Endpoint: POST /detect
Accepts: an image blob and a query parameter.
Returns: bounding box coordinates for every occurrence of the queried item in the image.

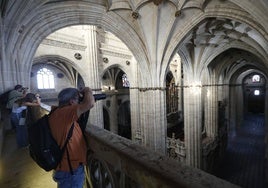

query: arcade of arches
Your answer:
[0,0,268,187]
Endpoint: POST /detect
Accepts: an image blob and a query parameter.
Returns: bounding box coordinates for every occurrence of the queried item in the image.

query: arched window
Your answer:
[37,68,55,89]
[252,75,260,83]
[122,74,130,87]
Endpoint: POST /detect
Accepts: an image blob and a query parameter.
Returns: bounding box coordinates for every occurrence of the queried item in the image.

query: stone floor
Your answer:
[214,113,266,188]
[0,130,56,188]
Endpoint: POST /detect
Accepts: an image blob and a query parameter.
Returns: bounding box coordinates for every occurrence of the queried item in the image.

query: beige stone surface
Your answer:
[0,132,56,188]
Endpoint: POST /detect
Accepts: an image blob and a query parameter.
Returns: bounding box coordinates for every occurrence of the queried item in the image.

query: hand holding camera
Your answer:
[79,87,106,102]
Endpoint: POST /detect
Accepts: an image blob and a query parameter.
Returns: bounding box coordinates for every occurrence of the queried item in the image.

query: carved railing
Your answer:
[85,126,239,188]
[166,133,186,163]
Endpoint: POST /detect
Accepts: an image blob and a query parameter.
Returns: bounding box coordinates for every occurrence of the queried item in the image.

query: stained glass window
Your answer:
[122,74,130,87]
[252,75,260,82]
[37,68,55,89]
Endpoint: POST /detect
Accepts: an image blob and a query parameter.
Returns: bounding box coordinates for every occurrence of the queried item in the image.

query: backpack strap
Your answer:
[62,123,75,174]
[62,122,75,151]
[49,108,75,174]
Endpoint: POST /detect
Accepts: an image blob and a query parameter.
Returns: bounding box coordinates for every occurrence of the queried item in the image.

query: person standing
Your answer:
[49,87,95,188]
[11,92,41,148]
[6,85,28,130]
[6,85,28,109]
[24,93,43,124]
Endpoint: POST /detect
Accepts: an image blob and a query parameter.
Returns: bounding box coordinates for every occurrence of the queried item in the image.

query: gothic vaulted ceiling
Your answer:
[1,0,268,86]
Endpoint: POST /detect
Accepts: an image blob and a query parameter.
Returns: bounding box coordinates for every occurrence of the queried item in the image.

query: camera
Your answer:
[93,94,106,101]
[79,93,106,102]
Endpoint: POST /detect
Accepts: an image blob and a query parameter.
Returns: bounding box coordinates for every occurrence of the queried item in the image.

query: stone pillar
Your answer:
[139,89,166,153]
[236,85,244,126]
[229,84,237,134]
[265,82,268,185]
[84,26,103,127]
[205,78,218,138]
[130,88,142,144]
[0,16,9,92]
[109,95,118,134]
[183,80,202,168]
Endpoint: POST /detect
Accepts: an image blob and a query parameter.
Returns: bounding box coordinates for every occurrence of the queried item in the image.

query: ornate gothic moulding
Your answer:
[103,57,109,63]
[42,39,86,51]
[129,87,166,92]
[100,48,133,59]
[108,0,210,19]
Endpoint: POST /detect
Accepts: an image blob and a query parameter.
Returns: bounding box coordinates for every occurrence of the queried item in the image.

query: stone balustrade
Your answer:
[167,134,186,163]
[85,126,239,188]
[24,105,239,188]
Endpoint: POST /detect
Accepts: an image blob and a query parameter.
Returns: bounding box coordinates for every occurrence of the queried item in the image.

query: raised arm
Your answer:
[77,87,95,117]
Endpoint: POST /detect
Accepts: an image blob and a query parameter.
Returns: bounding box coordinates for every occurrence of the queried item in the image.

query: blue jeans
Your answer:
[11,112,28,148]
[10,112,21,130]
[53,165,85,188]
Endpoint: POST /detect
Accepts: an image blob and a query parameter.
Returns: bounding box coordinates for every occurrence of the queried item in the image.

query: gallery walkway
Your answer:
[0,130,56,188]
[214,113,266,188]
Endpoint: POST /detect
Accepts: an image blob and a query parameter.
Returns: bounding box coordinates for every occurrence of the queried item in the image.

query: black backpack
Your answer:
[28,113,74,172]
[0,89,11,108]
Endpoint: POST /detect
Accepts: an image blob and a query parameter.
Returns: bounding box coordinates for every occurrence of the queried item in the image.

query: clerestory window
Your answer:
[37,68,55,89]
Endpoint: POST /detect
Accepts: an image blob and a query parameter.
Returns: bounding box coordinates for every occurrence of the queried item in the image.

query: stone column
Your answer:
[129,88,142,144]
[139,89,166,153]
[265,82,268,185]
[0,16,8,92]
[236,85,244,126]
[228,85,234,133]
[109,95,118,134]
[183,80,202,168]
[205,77,218,138]
[84,26,103,127]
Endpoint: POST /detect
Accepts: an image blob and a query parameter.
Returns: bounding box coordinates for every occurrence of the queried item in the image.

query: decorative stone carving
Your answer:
[175,10,181,17]
[169,148,177,158]
[139,87,166,92]
[74,53,82,60]
[132,11,139,19]
[103,57,109,63]
[100,49,132,59]
[167,133,186,162]
[126,60,130,65]
[42,39,86,50]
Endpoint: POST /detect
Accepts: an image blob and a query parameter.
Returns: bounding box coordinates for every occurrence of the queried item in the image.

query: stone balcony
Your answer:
[85,125,238,188]
[0,106,239,188]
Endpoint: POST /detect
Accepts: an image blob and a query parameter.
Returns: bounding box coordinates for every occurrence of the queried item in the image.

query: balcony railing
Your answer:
[21,105,239,188]
[85,126,239,188]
